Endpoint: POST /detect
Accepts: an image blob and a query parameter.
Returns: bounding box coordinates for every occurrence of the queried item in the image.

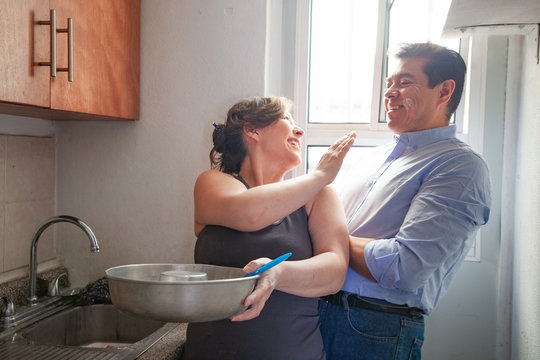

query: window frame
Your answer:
[291,0,395,179]
[291,0,483,261]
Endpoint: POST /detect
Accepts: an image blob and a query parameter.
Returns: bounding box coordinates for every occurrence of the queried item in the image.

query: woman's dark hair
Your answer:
[392,42,467,120]
[210,96,292,174]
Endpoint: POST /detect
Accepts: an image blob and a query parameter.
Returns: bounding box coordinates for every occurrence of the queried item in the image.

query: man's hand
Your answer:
[350,236,377,281]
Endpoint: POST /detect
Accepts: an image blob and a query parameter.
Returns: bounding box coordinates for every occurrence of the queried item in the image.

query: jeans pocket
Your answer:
[402,318,425,329]
[345,307,399,343]
[408,337,424,360]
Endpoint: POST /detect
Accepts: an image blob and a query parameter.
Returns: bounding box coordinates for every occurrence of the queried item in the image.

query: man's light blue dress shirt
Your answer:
[338,125,491,314]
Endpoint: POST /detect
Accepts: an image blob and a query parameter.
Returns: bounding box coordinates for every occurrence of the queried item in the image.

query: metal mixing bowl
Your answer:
[106,264,258,323]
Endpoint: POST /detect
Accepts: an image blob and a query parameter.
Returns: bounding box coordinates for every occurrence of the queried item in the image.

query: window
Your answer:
[308,0,457,127]
[294,0,481,260]
[296,0,459,178]
[308,1,379,125]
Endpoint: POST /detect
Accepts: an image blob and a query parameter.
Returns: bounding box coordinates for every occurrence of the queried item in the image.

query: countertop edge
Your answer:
[137,322,187,360]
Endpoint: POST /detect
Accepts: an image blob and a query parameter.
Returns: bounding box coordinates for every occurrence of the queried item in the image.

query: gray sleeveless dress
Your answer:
[182,176,325,360]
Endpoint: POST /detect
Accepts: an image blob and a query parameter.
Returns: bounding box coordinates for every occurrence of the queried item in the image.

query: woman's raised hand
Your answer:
[313,131,356,184]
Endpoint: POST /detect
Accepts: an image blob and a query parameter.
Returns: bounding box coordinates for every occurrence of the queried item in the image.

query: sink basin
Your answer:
[20,304,165,347]
[2,304,177,359]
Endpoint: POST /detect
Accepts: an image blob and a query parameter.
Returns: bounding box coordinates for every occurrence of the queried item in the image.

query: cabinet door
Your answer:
[50,0,140,119]
[0,0,50,107]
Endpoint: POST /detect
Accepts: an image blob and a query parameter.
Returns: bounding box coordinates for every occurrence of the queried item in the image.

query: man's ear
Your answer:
[243,126,260,142]
[438,79,455,105]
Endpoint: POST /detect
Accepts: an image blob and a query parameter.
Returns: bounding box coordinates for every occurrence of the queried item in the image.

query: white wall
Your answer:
[0,114,55,137]
[55,0,268,287]
[509,31,540,360]
[421,36,506,360]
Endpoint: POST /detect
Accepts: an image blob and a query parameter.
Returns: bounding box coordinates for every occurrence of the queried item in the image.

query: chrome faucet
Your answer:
[28,215,100,305]
[0,296,15,318]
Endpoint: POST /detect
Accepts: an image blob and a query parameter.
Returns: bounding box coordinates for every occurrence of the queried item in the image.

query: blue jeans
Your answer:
[318,294,424,360]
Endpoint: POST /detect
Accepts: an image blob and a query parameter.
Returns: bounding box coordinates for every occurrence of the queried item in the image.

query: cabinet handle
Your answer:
[56,18,73,82]
[38,9,73,82]
[38,9,56,78]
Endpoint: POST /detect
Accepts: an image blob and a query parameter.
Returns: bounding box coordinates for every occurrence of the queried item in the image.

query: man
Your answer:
[319,43,491,359]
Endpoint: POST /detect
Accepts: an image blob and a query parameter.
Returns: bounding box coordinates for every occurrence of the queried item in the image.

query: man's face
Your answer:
[384,57,442,135]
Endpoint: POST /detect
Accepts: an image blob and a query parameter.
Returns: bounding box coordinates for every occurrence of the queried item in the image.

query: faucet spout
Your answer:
[28,215,99,305]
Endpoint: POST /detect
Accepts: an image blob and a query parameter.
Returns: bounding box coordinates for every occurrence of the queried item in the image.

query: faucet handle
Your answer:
[48,272,68,297]
[0,296,15,318]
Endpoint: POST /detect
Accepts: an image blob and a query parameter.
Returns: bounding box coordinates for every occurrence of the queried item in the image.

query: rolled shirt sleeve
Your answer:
[364,150,491,293]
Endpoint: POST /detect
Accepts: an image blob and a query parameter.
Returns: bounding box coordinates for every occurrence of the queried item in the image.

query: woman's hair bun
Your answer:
[212,122,226,153]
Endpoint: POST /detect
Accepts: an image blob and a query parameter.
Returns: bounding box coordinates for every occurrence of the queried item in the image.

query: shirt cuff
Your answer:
[364,239,401,289]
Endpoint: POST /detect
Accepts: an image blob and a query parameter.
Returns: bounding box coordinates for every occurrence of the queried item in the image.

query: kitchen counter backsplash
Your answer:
[0,264,115,308]
[0,266,69,306]
[0,135,56,273]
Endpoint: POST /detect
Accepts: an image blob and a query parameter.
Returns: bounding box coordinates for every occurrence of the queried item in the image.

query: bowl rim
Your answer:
[105,263,260,284]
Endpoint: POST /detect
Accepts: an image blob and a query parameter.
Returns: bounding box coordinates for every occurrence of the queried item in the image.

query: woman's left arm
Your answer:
[231,185,349,321]
[277,185,349,296]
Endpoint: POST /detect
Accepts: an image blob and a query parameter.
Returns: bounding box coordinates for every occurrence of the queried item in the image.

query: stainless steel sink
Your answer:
[0,304,177,360]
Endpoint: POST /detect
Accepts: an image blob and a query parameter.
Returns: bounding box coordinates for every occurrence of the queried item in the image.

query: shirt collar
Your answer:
[393,125,456,148]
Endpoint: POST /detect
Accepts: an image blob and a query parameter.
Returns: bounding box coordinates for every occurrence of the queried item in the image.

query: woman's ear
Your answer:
[243,126,260,142]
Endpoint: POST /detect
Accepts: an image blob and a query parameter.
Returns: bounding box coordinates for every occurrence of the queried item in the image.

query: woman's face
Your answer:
[384,57,441,134]
[258,112,304,168]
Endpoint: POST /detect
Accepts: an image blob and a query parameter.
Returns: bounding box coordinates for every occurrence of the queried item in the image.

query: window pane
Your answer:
[387,0,459,78]
[307,145,377,188]
[382,0,460,124]
[309,0,379,124]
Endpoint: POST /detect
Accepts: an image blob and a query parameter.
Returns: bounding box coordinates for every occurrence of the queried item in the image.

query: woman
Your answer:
[182,96,355,360]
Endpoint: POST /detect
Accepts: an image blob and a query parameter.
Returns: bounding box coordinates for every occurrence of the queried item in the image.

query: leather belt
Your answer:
[321,291,424,318]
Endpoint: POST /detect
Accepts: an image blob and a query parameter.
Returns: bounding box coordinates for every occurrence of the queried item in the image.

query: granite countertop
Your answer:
[0,266,70,306]
[0,270,188,360]
[138,322,187,360]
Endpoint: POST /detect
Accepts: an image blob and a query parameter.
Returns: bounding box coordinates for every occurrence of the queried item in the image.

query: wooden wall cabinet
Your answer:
[0,0,140,120]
